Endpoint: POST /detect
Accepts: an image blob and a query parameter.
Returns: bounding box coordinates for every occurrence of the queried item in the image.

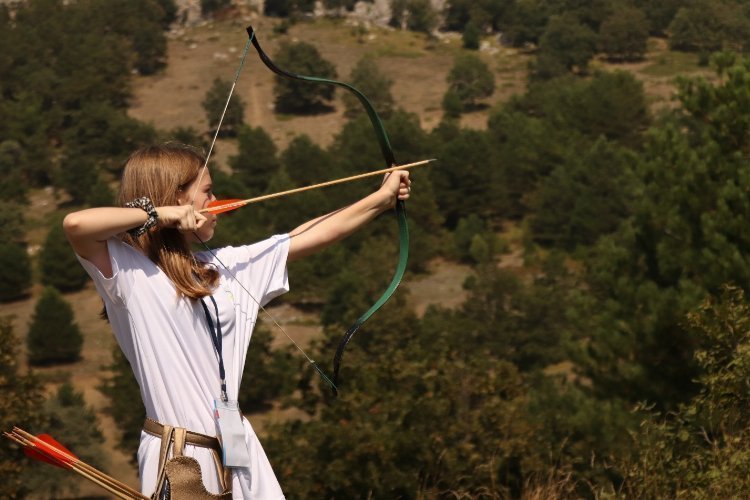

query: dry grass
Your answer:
[128,16,528,158]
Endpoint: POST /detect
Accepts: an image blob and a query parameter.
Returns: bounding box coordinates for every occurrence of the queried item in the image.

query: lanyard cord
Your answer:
[195,235,337,392]
[200,295,228,402]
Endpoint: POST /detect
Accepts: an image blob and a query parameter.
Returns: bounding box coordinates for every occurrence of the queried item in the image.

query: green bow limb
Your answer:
[245,26,409,397]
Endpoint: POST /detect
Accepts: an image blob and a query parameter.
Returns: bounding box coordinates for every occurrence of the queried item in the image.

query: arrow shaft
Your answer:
[201,158,435,214]
[7,428,147,499]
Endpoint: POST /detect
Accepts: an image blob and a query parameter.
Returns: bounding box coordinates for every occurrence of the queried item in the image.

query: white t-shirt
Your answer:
[76,235,290,499]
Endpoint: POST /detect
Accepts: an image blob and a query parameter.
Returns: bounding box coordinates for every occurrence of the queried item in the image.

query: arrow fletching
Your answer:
[11,431,76,469]
[204,199,246,215]
[4,428,76,469]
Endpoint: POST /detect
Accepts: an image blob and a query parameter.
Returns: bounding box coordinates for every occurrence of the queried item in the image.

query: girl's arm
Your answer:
[63,205,206,276]
[287,170,411,262]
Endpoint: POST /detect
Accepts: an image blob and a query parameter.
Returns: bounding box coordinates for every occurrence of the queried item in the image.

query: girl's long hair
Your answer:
[118,144,218,299]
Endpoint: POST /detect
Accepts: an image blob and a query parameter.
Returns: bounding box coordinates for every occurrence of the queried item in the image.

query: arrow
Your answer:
[201,158,436,215]
[4,427,147,499]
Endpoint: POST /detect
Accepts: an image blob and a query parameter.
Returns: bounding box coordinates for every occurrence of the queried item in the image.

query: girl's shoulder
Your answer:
[108,236,151,264]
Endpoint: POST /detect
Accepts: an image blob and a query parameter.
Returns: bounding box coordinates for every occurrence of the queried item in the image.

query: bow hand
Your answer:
[380,170,412,207]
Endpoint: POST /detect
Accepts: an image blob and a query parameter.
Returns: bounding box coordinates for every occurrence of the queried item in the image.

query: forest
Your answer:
[3,0,750,497]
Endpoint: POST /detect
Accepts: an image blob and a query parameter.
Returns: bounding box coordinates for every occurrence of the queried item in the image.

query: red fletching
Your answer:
[23,434,76,469]
[205,199,245,215]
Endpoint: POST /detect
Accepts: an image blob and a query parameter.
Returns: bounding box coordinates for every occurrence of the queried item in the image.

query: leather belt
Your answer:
[143,418,221,453]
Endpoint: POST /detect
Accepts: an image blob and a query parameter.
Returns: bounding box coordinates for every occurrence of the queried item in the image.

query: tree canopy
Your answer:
[272,42,338,114]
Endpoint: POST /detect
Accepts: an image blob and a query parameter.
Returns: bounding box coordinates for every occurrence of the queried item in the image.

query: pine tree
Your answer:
[238,325,296,411]
[0,202,32,301]
[598,5,649,61]
[0,243,32,302]
[27,287,83,365]
[618,287,750,496]
[577,58,750,408]
[343,57,395,119]
[462,21,481,49]
[40,222,89,292]
[531,13,597,80]
[228,125,280,195]
[272,42,337,113]
[21,383,107,498]
[0,317,46,498]
[98,348,146,464]
[444,54,495,111]
[202,78,245,136]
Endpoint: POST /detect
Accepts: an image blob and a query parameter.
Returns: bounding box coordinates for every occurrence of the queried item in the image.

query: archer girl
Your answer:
[63,143,411,499]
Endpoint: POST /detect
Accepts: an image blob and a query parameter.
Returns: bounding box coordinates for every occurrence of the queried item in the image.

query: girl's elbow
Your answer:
[63,213,83,237]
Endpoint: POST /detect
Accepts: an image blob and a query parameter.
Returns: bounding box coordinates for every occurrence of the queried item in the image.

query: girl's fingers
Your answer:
[195,213,207,229]
[401,176,411,196]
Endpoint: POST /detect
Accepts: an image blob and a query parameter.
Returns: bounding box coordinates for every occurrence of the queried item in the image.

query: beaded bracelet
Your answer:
[124,197,158,237]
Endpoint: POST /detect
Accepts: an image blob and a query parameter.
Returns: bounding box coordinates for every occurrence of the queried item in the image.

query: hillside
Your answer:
[4,12,713,497]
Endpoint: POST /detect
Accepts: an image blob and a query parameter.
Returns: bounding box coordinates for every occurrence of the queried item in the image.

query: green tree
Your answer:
[485,70,648,217]
[501,0,554,47]
[264,0,315,17]
[0,203,32,302]
[61,102,156,175]
[617,286,750,496]
[99,348,146,465]
[508,71,649,147]
[156,0,178,27]
[443,54,495,112]
[633,0,682,35]
[486,108,572,217]
[86,177,116,207]
[268,293,537,498]
[531,13,597,80]
[0,317,46,499]
[202,78,245,136]
[462,21,482,49]
[229,125,281,195]
[443,0,509,32]
[22,383,107,498]
[27,287,83,365]
[390,0,438,33]
[282,135,335,185]
[529,138,637,249]
[107,0,172,75]
[429,124,500,226]
[343,57,395,119]
[265,260,600,496]
[238,325,297,411]
[576,58,750,408]
[0,141,29,203]
[273,42,338,113]
[57,157,99,205]
[0,243,32,302]
[0,202,27,245]
[669,0,750,53]
[40,222,89,291]
[598,5,650,62]
[454,214,497,262]
[441,90,463,118]
[0,0,163,203]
